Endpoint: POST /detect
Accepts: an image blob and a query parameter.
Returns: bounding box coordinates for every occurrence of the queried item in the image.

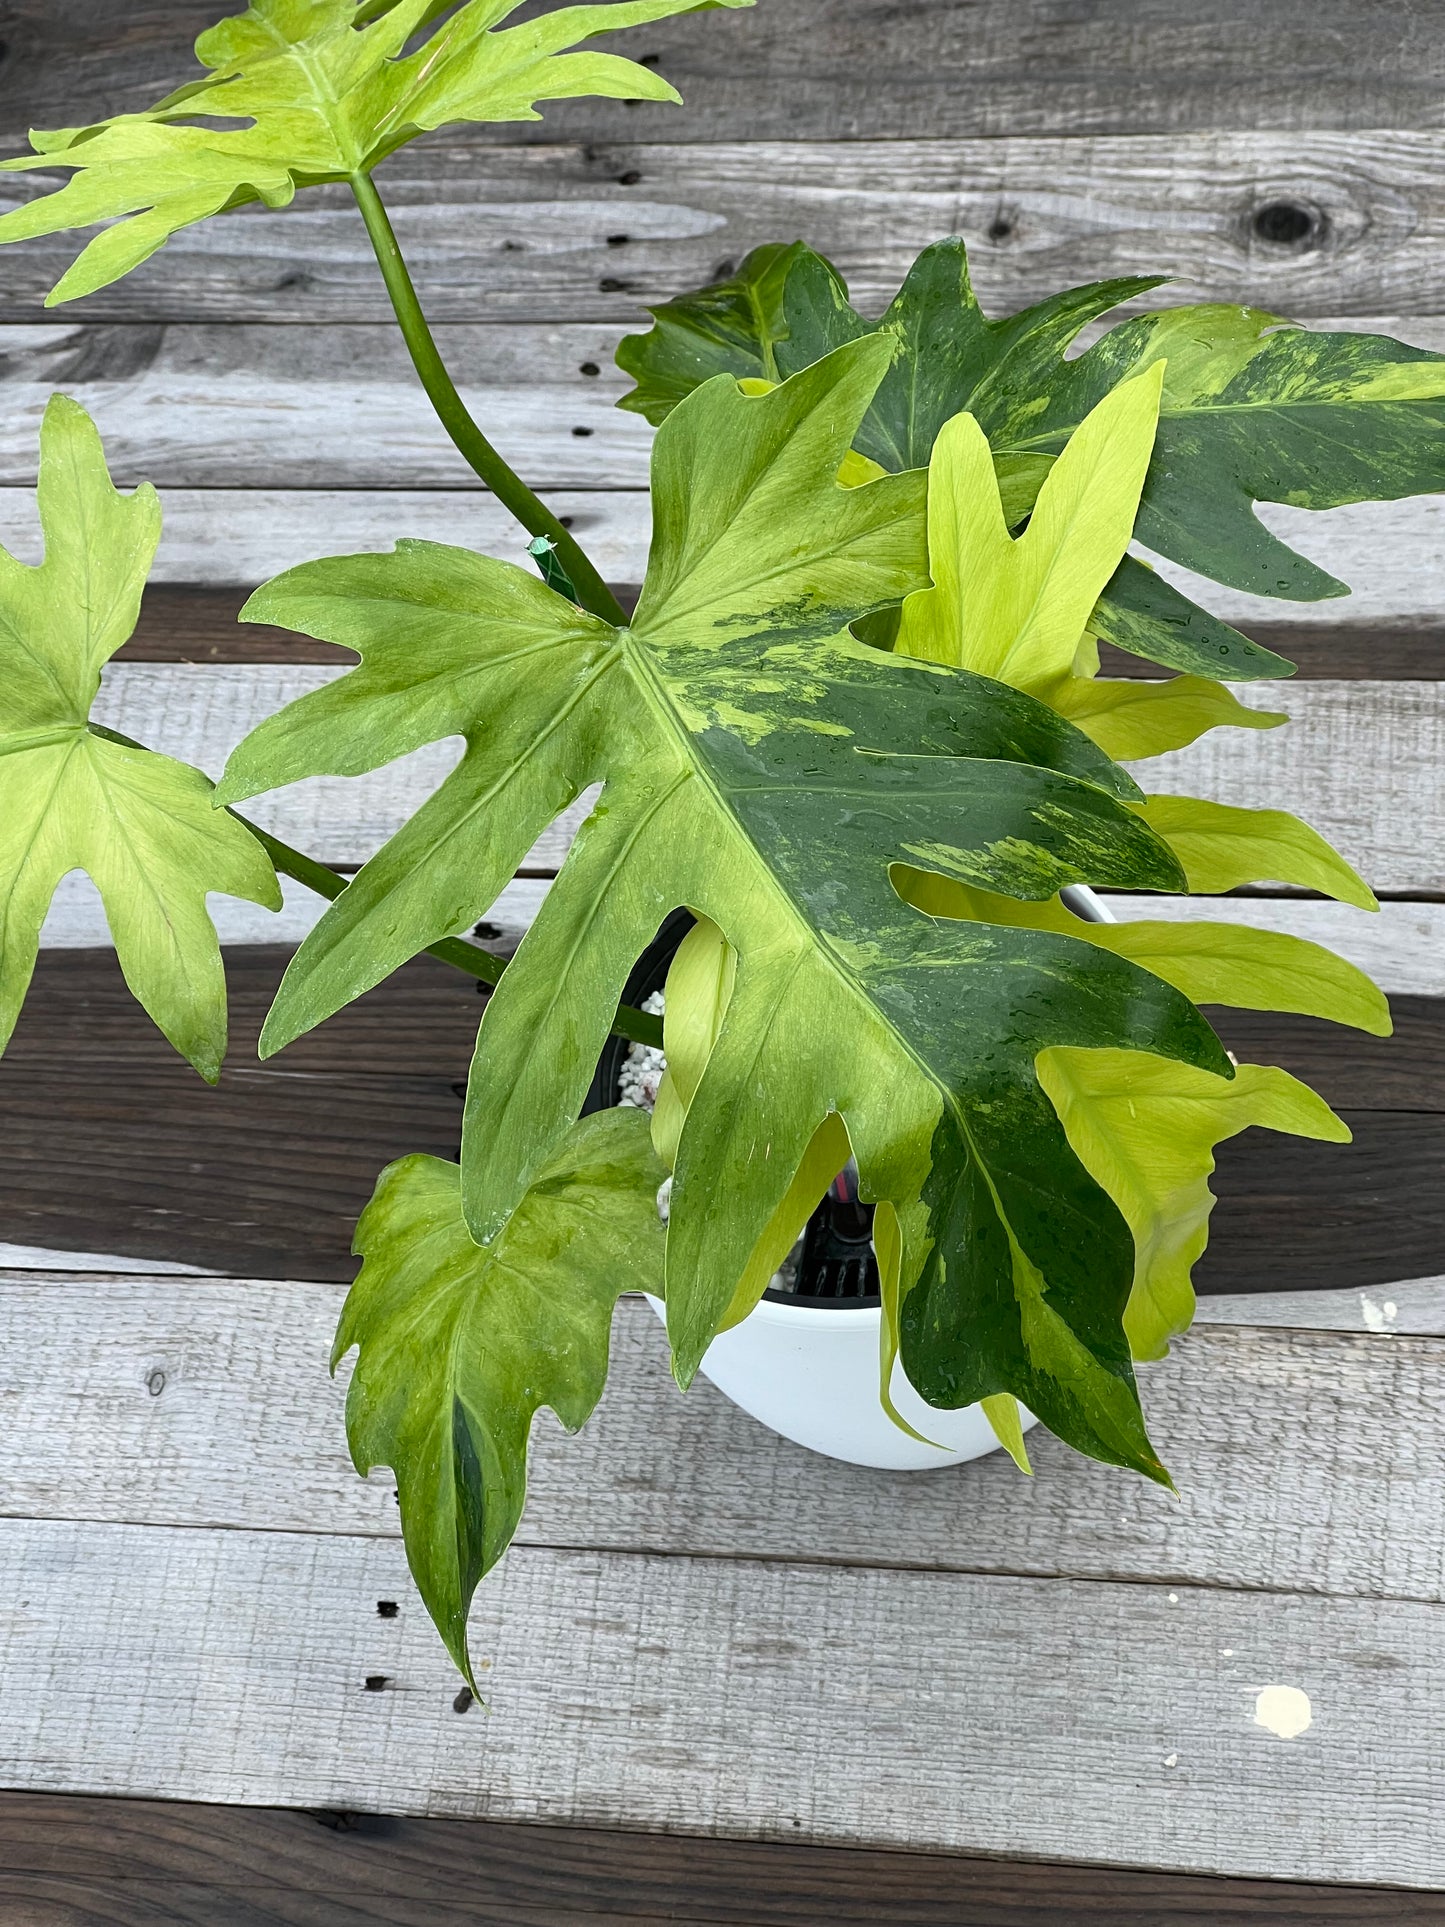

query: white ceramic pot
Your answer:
[649,1294,1037,1470]
[641,890,1112,1470]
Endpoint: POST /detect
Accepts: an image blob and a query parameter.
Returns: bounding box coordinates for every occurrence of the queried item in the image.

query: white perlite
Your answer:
[617,990,667,1111]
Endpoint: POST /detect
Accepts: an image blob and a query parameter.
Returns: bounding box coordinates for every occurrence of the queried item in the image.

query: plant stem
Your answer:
[88,726,664,1050]
[348,169,628,627]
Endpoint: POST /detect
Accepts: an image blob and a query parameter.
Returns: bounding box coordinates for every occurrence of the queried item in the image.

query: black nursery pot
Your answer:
[581,910,882,1308]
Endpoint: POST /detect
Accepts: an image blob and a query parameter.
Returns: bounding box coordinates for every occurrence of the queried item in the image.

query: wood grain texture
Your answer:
[7,134,1445,323]
[1194,1275,1445,1337]
[0,949,477,1279]
[82,663,1445,888]
[5,1278,1445,1610]
[9,0,1445,150]
[1,1515,1443,1885]
[0,482,652,594]
[3,1793,1443,1927]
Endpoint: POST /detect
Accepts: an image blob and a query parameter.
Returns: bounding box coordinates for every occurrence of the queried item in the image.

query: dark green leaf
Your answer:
[998,305,1445,599]
[616,241,822,425]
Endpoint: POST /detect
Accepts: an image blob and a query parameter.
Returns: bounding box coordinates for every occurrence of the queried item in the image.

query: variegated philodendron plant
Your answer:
[1,0,1435,1686]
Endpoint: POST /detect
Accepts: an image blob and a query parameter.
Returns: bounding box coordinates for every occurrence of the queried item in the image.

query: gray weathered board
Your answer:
[4,0,1445,1898]
[0,1281,1443,1888]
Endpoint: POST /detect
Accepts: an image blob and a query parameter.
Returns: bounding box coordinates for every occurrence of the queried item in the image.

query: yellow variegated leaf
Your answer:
[1036,1049,1350,1360]
[895,363,1163,694]
[1133,794,1378,909]
[1052,673,1286,762]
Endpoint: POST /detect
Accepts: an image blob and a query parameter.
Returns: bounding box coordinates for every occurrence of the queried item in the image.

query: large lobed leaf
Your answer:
[0,0,751,305]
[220,338,1235,1484]
[620,237,1445,676]
[0,395,278,1079]
[337,1107,667,1686]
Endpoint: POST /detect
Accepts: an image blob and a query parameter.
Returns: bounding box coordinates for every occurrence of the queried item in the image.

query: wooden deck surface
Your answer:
[3,0,1445,1914]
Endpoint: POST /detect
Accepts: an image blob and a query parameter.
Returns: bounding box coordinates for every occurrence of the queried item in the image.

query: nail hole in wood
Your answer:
[146,1369,166,1397]
[376,1600,399,1618]
[988,216,1013,242]
[364,1674,389,1691]
[617,170,642,185]
[712,258,737,280]
[598,277,630,293]
[606,233,629,247]
[579,360,600,376]
[453,1687,474,1713]
[571,425,594,437]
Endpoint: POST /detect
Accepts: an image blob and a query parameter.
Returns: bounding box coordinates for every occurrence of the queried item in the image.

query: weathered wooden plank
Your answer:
[2,1797,1441,1927]
[5,1278,1445,1611]
[0,484,651,591]
[9,482,1445,664]
[1135,679,1445,894]
[38,872,549,953]
[82,665,1445,888]
[7,936,1441,1283]
[1195,1275,1445,1337]
[7,134,1445,323]
[9,313,1445,496]
[0,320,649,490]
[0,948,478,1278]
[0,1514,1441,1885]
[10,0,1445,152]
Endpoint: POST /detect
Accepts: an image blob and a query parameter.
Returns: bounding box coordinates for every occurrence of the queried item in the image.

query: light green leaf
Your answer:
[0,0,751,304]
[649,914,734,1169]
[225,338,1225,1483]
[891,365,1282,765]
[336,1108,667,1687]
[1133,794,1378,908]
[981,1393,1033,1474]
[1052,673,1285,761]
[895,363,1164,695]
[1037,1049,1350,1360]
[0,394,278,1079]
[1085,920,1392,1035]
[616,242,816,425]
